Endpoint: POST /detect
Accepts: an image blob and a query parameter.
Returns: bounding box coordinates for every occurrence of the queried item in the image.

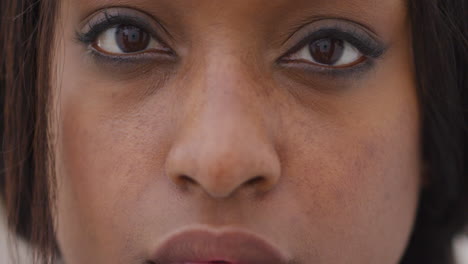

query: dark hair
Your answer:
[0,0,466,263]
[0,0,58,263]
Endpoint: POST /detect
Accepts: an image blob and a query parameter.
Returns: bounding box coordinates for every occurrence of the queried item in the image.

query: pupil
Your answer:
[115,25,150,53]
[309,38,344,65]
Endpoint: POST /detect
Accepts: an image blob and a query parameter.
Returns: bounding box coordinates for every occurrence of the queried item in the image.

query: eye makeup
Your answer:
[75,8,176,65]
[277,20,388,77]
[283,28,385,61]
[76,7,387,78]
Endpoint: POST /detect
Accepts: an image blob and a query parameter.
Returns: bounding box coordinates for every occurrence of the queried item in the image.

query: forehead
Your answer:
[73,0,407,44]
[76,0,406,23]
[78,0,396,8]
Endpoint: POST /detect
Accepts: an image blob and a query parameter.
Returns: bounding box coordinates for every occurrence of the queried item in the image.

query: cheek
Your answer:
[55,104,123,263]
[54,81,175,263]
[276,92,421,263]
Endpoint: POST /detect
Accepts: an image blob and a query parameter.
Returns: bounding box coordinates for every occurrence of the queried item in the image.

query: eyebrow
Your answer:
[77,0,404,44]
[79,0,400,21]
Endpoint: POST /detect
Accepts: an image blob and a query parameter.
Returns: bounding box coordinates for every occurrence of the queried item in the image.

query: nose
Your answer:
[165,64,281,199]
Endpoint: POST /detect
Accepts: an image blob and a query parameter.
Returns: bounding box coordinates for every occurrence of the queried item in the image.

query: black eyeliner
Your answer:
[75,11,167,48]
[86,47,176,66]
[282,27,387,60]
[281,58,377,79]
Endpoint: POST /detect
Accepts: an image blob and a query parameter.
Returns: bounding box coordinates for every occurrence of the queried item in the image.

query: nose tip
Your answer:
[165,136,281,199]
[166,145,281,199]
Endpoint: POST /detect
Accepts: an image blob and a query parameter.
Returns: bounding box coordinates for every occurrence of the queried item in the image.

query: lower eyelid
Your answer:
[92,45,173,58]
[87,47,177,67]
[279,58,376,79]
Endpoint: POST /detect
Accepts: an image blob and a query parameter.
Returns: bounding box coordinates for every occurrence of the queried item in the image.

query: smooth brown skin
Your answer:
[51,0,421,263]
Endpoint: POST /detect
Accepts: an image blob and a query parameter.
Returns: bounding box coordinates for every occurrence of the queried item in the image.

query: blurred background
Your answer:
[0,207,467,263]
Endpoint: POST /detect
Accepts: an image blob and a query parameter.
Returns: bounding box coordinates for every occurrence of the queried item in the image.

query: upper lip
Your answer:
[151,226,290,264]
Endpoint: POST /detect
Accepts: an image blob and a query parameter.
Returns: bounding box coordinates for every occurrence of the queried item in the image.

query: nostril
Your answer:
[172,174,198,192]
[180,174,197,185]
[245,176,265,186]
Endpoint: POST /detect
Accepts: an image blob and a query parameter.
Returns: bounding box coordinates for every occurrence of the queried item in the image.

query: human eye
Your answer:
[279,24,387,74]
[76,8,174,61]
[93,24,165,55]
[288,37,364,67]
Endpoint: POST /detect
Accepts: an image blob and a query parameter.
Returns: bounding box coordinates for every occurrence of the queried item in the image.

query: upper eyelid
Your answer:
[78,15,154,42]
[79,6,172,37]
[285,28,384,59]
[277,25,388,64]
[77,10,387,66]
[280,18,385,47]
[281,16,380,46]
[76,8,173,47]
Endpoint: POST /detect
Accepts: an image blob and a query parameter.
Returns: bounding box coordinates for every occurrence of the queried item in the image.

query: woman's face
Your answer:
[52,0,421,263]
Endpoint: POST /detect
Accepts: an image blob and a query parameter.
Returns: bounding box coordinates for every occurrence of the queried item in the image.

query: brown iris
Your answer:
[309,38,344,65]
[115,25,150,53]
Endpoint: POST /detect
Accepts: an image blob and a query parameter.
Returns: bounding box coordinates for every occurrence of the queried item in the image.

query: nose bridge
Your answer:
[165,58,281,199]
[200,57,262,135]
[185,51,270,153]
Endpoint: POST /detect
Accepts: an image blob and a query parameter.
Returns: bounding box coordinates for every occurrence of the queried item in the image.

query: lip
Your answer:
[150,226,290,264]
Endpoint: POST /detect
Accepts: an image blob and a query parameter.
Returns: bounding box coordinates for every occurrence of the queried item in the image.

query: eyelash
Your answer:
[76,13,173,58]
[277,27,386,76]
[76,14,386,73]
[285,28,384,60]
